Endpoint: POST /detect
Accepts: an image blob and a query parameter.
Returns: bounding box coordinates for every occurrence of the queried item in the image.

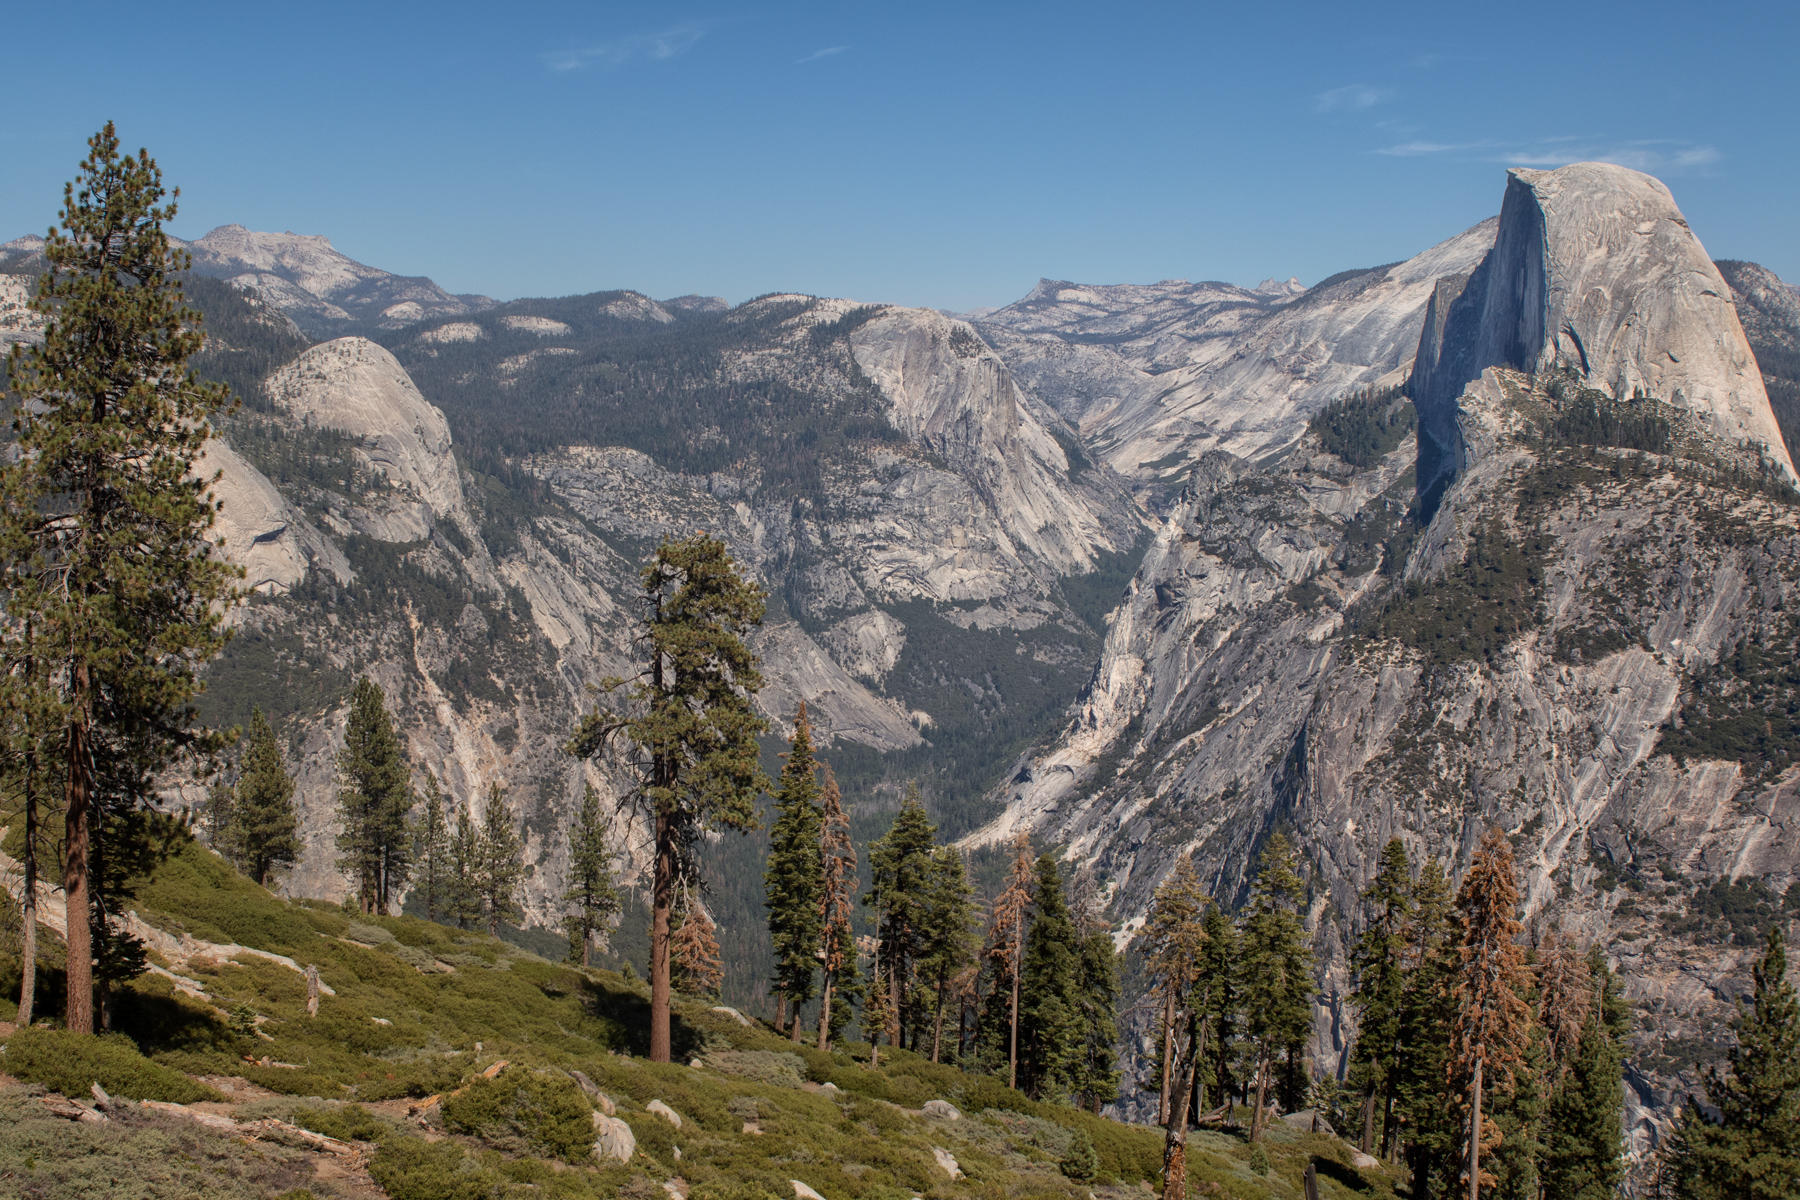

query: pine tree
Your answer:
[866,937,898,1067]
[412,773,453,922]
[919,847,977,1063]
[0,123,240,1034]
[1349,838,1414,1154]
[335,677,413,914]
[1018,854,1083,1101]
[449,804,482,930]
[233,709,298,887]
[1072,884,1120,1114]
[1142,855,1209,1125]
[565,784,620,967]
[1397,857,1462,1190]
[1240,832,1314,1141]
[477,784,525,936]
[670,885,723,997]
[1662,925,1800,1200]
[765,703,824,1036]
[1452,828,1532,1200]
[567,533,767,1063]
[1196,900,1240,1118]
[867,784,939,1048]
[979,833,1034,1089]
[0,625,52,1025]
[816,764,858,1051]
[1540,947,1626,1200]
[1536,930,1594,1079]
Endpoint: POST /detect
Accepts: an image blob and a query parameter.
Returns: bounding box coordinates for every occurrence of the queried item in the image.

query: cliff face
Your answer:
[979,220,1498,502]
[1414,163,1796,507]
[986,166,1800,1157]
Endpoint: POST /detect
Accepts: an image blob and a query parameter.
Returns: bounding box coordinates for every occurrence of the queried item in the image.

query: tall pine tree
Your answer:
[1452,829,1532,1200]
[477,784,525,936]
[565,784,620,967]
[816,764,859,1051]
[448,804,482,930]
[1662,925,1800,1200]
[0,122,240,1033]
[867,785,938,1048]
[412,773,452,922]
[1397,857,1462,1190]
[919,847,977,1063]
[764,703,824,1036]
[1143,855,1209,1125]
[1071,879,1120,1114]
[1240,832,1314,1141]
[1018,853,1083,1101]
[979,833,1034,1089]
[567,533,767,1063]
[335,677,413,914]
[1540,946,1626,1200]
[1350,838,1414,1154]
[232,709,298,888]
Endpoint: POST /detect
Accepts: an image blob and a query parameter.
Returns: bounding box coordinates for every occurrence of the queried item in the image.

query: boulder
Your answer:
[710,1005,753,1026]
[590,1112,635,1163]
[791,1182,827,1200]
[647,1099,683,1128]
[932,1146,963,1179]
[921,1099,962,1120]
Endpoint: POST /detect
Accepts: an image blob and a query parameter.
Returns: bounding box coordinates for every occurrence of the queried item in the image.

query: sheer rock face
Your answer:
[266,337,473,542]
[979,220,1498,501]
[199,439,348,597]
[1414,162,1796,503]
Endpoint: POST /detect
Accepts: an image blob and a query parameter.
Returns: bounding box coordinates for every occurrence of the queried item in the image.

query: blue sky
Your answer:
[3,1,1795,311]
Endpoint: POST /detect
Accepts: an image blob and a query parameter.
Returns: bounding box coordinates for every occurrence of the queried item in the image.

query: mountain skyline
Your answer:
[4,0,1796,311]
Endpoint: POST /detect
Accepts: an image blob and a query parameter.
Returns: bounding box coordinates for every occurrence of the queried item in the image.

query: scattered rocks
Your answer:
[646,1099,683,1128]
[591,1113,635,1162]
[921,1099,961,1120]
[568,1070,615,1114]
[1351,1149,1382,1170]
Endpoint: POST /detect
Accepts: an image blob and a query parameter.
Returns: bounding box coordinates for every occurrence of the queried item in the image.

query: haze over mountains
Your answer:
[5,161,1798,1156]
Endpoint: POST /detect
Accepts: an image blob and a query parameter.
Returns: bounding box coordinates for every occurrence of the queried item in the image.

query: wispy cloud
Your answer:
[544,22,707,72]
[795,45,848,65]
[1375,136,1721,174]
[1315,84,1391,113]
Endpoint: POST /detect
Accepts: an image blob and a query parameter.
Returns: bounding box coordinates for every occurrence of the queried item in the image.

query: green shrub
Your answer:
[369,1135,505,1200]
[1,1028,219,1103]
[442,1068,594,1163]
[1059,1128,1098,1181]
[1248,1141,1271,1175]
[290,1103,395,1143]
[703,1049,805,1089]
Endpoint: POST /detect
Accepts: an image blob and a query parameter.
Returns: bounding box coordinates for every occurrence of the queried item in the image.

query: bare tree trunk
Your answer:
[816,972,834,1051]
[63,671,94,1036]
[775,991,787,1035]
[1249,1046,1271,1142]
[1008,960,1021,1091]
[1466,1054,1483,1200]
[17,717,40,1026]
[1161,1035,1195,1200]
[306,964,320,1018]
[791,1008,804,1042]
[930,976,946,1063]
[649,807,674,1063]
[1158,991,1176,1126]
[1359,1089,1377,1154]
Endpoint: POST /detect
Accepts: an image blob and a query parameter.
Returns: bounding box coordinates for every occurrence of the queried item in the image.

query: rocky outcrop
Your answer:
[1413,163,1796,506]
[198,439,348,595]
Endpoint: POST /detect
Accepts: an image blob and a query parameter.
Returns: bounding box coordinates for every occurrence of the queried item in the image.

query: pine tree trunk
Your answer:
[63,674,94,1036]
[816,972,834,1051]
[1467,1054,1483,1200]
[1359,1089,1377,1154]
[1249,1045,1271,1141]
[791,1008,804,1042]
[649,807,675,1064]
[775,992,787,1034]
[889,954,902,1053]
[1381,1081,1397,1161]
[1162,1040,1195,1200]
[1158,991,1176,1126]
[931,976,946,1063]
[1008,960,1021,1092]
[17,736,39,1027]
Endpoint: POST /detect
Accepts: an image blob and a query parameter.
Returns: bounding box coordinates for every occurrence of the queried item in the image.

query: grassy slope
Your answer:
[1,838,1396,1200]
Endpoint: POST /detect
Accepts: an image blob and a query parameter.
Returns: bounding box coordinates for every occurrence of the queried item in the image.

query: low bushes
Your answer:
[0,1027,220,1103]
[442,1069,594,1163]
